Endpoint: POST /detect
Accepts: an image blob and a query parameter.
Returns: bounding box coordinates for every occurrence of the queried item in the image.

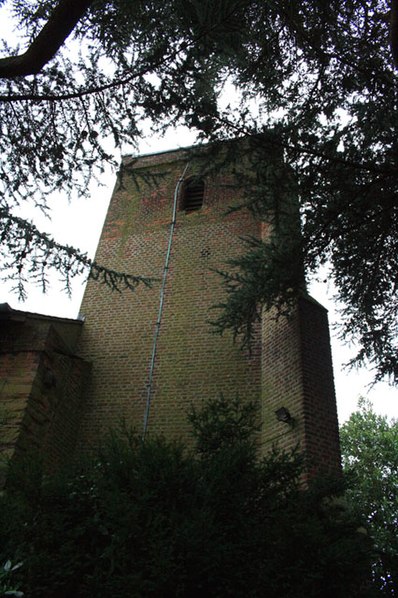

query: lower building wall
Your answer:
[0,310,90,485]
[0,350,39,484]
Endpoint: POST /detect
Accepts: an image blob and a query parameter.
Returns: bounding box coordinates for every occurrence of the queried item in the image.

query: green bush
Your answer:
[0,397,373,597]
[341,399,398,595]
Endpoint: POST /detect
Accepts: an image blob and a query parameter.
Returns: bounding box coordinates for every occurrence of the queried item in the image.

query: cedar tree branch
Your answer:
[0,0,94,78]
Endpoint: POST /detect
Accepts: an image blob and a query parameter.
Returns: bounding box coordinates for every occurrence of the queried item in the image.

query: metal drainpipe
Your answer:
[142,162,190,441]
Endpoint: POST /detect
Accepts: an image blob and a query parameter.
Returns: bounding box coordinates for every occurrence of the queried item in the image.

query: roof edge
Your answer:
[0,302,84,325]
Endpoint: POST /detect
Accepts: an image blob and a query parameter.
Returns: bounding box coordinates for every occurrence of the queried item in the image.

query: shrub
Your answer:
[0,397,373,597]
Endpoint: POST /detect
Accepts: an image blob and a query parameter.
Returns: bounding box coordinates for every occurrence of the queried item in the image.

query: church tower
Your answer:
[76,144,340,472]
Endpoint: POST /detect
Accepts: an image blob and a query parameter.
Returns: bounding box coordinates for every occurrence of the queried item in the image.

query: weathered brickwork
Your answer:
[0,145,340,477]
[76,146,341,473]
[261,298,340,471]
[0,306,90,483]
[77,149,263,448]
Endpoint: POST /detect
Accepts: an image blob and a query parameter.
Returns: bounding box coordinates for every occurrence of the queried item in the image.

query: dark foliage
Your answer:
[0,397,373,597]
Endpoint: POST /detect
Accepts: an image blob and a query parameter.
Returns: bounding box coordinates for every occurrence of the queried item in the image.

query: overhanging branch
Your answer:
[0,0,94,78]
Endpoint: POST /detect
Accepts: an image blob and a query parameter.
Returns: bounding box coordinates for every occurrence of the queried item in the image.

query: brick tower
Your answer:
[76,145,341,472]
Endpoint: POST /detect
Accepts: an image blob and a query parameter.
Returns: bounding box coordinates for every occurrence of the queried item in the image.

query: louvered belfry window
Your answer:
[182,177,204,213]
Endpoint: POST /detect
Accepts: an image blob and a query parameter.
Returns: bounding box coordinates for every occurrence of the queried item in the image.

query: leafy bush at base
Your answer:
[1,397,373,597]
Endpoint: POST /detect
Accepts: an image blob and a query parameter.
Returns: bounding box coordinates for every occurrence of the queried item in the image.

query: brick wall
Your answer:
[0,306,90,484]
[76,146,341,473]
[261,298,341,473]
[77,149,262,448]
